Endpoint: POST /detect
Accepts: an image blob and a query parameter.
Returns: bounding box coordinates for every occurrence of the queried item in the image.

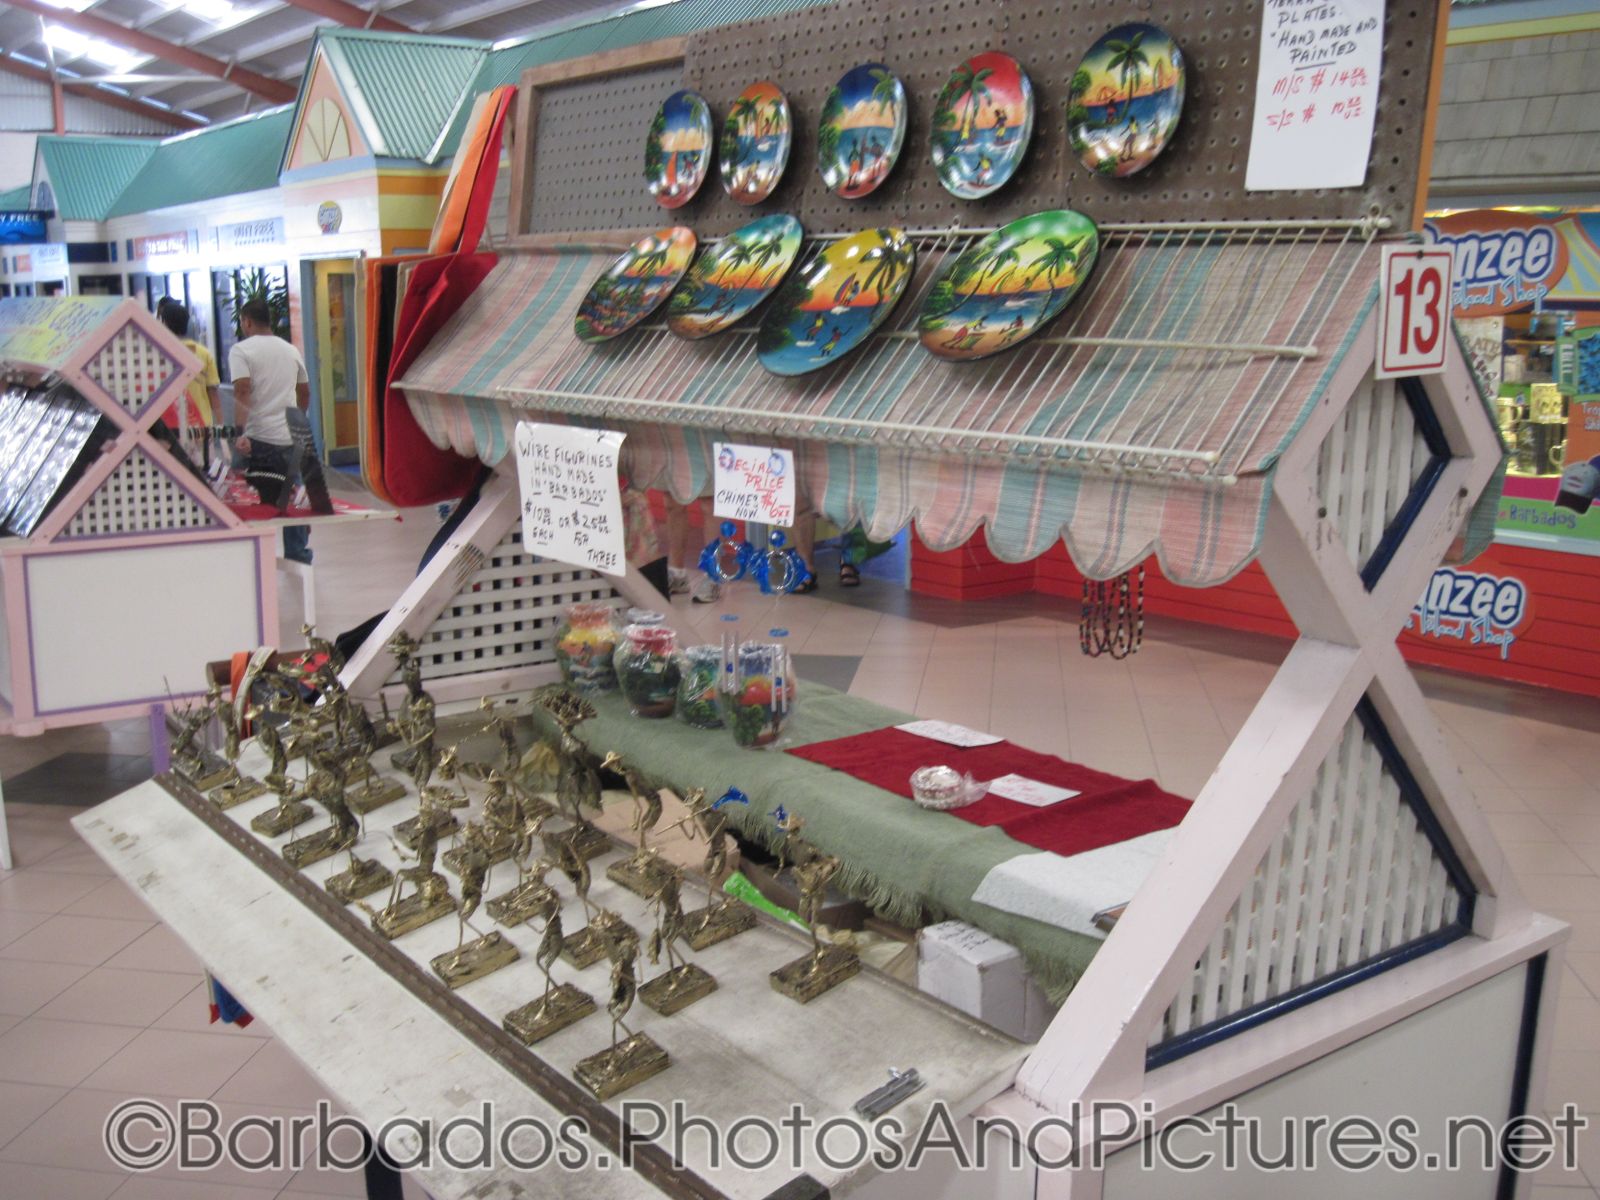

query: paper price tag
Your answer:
[987,774,1080,807]
[713,442,796,525]
[896,720,1004,748]
[514,421,627,576]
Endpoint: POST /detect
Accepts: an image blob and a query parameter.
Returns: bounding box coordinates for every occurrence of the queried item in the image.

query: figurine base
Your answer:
[486,879,555,926]
[770,944,860,1004]
[326,857,393,903]
[503,984,596,1045]
[431,931,520,988]
[372,887,457,939]
[685,902,757,951]
[209,775,268,810]
[174,751,230,791]
[606,854,669,899]
[560,924,607,968]
[420,785,468,810]
[443,832,514,876]
[389,745,419,773]
[574,1032,670,1100]
[283,826,357,870]
[393,811,460,851]
[639,963,717,1016]
[547,822,611,863]
[348,777,408,814]
[251,802,313,838]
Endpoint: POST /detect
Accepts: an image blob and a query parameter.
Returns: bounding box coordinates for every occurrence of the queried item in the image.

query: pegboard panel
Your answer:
[526,63,687,236]
[82,322,181,417]
[520,0,1439,239]
[60,447,217,538]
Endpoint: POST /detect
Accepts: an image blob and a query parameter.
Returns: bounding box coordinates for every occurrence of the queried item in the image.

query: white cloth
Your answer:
[971,830,1173,939]
[228,334,307,446]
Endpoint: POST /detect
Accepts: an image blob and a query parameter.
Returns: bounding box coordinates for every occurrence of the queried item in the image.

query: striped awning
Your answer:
[399,222,1386,585]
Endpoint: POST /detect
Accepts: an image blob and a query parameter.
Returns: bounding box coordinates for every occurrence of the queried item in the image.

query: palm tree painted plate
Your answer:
[575,227,697,343]
[817,64,907,199]
[646,90,714,208]
[931,52,1035,200]
[757,228,915,376]
[719,81,791,204]
[1068,24,1185,178]
[667,214,803,340]
[918,211,1099,362]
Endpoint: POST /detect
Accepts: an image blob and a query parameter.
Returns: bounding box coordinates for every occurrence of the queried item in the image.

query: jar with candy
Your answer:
[723,630,797,749]
[614,623,681,718]
[676,645,724,729]
[554,601,620,694]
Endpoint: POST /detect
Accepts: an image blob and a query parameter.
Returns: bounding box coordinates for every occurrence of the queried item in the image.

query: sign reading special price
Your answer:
[513,421,627,576]
[713,442,796,525]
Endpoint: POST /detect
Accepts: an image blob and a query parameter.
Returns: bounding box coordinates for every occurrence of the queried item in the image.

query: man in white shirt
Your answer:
[229,300,332,563]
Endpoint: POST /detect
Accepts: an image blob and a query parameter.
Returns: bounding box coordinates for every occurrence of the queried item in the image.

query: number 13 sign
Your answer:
[1376,246,1454,379]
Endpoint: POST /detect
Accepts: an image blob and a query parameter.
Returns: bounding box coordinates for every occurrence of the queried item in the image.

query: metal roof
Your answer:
[35,135,159,220]
[0,185,32,210]
[315,29,489,161]
[105,106,294,218]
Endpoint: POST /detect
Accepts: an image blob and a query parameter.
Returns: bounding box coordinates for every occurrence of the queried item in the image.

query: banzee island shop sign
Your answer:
[1424,211,1568,319]
[1408,567,1529,661]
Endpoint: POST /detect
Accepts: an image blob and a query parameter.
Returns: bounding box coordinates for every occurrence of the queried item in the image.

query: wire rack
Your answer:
[496,217,1386,486]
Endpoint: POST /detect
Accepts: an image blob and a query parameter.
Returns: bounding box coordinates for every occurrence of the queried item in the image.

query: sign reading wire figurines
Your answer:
[514,422,627,576]
[713,442,796,525]
[1245,0,1383,191]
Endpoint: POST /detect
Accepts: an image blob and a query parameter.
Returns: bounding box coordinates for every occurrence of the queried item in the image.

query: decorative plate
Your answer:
[930,52,1035,199]
[918,210,1099,362]
[667,214,804,340]
[756,227,915,376]
[817,64,907,199]
[1067,23,1185,178]
[719,81,791,204]
[574,227,697,343]
[645,90,714,208]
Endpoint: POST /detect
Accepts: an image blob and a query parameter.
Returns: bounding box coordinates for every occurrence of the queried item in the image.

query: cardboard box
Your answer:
[917,920,1057,1042]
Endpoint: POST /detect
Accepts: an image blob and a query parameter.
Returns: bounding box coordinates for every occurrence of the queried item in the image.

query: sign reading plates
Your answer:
[1245,0,1384,191]
[712,442,795,525]
[1376,245,1453,379]
[513,421,627,576]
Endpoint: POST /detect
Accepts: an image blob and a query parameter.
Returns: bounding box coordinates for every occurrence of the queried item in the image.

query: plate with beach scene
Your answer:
[667,214,803,340]
[575,227,697,342]
[1068,24,1185,178]
[918,210,1099,362]
[930,52,1035,199]
[646,90,714,208]
[817,64,907,199]
[757,227,915,376]
[719,81,791,204]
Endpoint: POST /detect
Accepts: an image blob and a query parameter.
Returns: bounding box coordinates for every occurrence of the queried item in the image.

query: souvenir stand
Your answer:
[0,297,278,867]
[74,0,1565,1197]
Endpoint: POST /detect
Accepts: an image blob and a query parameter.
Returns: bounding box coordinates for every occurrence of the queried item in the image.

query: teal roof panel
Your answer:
[321,30,489,161]
[106,108,294,219]
[36,136,159,221]
[0,186,32,210]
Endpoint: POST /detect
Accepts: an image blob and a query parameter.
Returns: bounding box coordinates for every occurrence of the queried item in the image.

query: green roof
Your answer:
[106,108,294,219]
[36,136,159,221]
[0,185,31,211]
[316,29,489,161]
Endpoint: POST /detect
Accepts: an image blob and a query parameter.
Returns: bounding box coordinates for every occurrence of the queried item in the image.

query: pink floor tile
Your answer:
[37,967,201,1028]
[0,1018,141,1087]
[102,924,205,975]
[0,1079,68,1151]
[212,1039,336,1110]
[150,983,272,1039]
[78,1028,265,1099]
[0,1160,124,1200]
[0,958,91,1017]
[0,914,154,967]
[63,878,158,922]
[110,1176,281,1199]
[0,869,110,914]
[0,906,50,950]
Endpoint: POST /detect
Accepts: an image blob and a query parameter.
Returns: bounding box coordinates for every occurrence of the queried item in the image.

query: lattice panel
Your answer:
[405,528,623,682]
[1150,701,1470,1060]
[61,448,217,538]
[1315,377,1447,586]
[83,323,180,416]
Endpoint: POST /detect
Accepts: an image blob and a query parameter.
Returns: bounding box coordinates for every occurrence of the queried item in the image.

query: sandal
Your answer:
[793,577,819,594]
[838,562,861,587]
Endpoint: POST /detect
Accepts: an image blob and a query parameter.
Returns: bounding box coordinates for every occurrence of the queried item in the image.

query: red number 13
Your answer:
[1395,265,1442,357]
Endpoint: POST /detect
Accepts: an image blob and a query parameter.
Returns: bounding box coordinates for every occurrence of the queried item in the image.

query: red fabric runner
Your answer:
[227,495,383,522]
[788,727,1191,858]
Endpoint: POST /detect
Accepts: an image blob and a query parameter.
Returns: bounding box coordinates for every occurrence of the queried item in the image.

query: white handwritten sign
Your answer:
[1245,0,1384,191]
[987,774,1081,807]
[897,720,1004,748]
[514,422,627,576]
[713,442,796,525]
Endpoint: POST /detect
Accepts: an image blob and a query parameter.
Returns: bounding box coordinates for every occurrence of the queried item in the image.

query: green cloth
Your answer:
[532,682,1102,999]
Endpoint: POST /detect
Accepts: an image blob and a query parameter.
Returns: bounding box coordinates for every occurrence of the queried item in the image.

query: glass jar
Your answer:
[554,601,620,694]
[722,631,797,749]
[614,624,681,718]
[676,645,724,729]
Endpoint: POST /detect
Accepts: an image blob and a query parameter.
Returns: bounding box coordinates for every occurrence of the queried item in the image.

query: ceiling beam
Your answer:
[1,0,296,104]
[0,53,205,129]
[276,0,410,32]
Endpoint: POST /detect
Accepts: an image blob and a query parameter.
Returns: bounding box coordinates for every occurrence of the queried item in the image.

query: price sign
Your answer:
[712,442,796,525]
[1377,246,1453,379]
[513,421,627,576]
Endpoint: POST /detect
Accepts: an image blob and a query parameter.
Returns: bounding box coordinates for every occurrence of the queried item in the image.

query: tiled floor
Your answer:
[2,510,1598,1196]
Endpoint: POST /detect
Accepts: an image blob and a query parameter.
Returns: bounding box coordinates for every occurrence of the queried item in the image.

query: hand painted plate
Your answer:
[719,81,791,204]
[918,210,1099,362]
[756,227,915,376]
[1068,23,1185,179]
[817,64,907,199]
[667,214,804,340]
[646,90,714,208]
[930,52,1035,199]
[574,227,697,343]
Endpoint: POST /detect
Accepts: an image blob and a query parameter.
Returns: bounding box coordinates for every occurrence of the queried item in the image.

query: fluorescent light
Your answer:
[39,0,98,12]
[150,0,238,24]
[43,24,144,72]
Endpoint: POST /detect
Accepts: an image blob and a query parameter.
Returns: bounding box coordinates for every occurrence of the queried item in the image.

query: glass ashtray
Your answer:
[910,765,985,811]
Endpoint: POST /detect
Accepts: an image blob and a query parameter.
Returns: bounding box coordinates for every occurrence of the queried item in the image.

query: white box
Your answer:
[917,920,1057,1042]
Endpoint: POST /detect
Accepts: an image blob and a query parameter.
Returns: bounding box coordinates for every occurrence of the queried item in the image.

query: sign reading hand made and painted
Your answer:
[1408,566,1530,661]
